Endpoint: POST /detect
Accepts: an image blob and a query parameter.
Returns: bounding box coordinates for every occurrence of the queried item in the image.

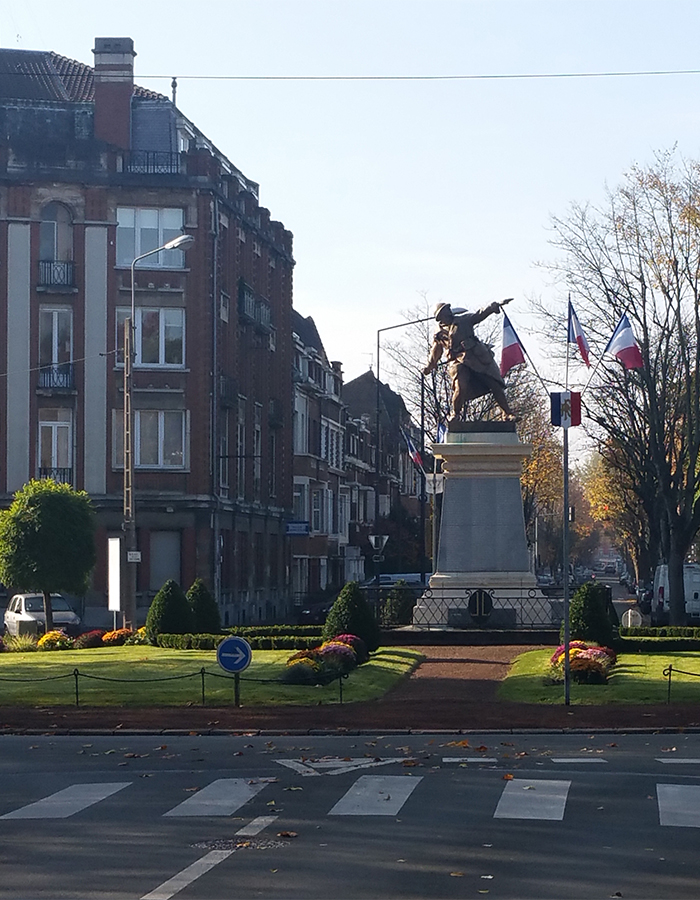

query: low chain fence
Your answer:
[663,664,700,704]
[0,666,349,708]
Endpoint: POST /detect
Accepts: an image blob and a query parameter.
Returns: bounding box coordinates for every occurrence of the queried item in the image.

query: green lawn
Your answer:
[498,648,700,705]
[0,646,423,708]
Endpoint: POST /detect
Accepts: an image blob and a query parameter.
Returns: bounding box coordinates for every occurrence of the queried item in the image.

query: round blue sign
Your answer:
[216,636,252,673]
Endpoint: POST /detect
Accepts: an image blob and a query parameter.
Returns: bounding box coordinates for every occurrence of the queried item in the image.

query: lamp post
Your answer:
[374,316,433,586]
[123,233,195,629]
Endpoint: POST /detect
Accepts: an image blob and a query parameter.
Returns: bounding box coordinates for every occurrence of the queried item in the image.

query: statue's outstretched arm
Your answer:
[422,339,444,375]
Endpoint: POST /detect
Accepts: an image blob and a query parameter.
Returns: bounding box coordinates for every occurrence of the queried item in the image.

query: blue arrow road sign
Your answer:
[216,636,252,673]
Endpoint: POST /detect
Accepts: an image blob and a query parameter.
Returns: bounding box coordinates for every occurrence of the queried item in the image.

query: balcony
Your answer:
[38,364,75,391]
[38,467,72,484]
[38,260,75,288]
[122,151,182,175]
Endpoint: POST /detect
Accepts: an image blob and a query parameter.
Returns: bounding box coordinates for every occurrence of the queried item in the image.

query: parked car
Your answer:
[3,593,81,637]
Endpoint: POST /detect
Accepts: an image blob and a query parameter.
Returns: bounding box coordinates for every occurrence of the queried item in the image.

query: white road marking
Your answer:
[163,779,268,817]
[494,779,571,820]
[329,775,422,816]
[550,758,608,764]
[657,784,700,827]
[657,758,700,764]
[442,757,498,763]
[0,782,131,820]
[277,757,412,777]
[235,815,278,836]
[141,850,233,900]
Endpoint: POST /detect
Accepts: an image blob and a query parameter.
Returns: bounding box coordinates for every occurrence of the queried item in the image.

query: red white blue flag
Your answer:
[567,300,591,367]
[400,427,424,473]
[550,391,582,429]
[500,313,527,376]
[604,313,644,369]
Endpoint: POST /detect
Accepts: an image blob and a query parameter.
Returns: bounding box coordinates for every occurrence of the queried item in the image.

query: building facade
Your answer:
[0,38,294,625]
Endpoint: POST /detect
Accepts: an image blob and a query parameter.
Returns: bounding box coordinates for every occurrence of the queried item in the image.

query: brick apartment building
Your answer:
[0,38,294,626]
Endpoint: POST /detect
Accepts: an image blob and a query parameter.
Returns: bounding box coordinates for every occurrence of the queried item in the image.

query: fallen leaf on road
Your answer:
[185,787,198,792]
[503,773,514,780]
[661,747,677,752]
[515,752,528,758]
[277,831,297,838]
[475,745,489,753]
[284,786,303,791]
[446,739,470,747]
[450,872,464,877]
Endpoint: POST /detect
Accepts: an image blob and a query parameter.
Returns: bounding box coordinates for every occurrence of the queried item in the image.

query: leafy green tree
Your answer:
[323,581,381,652]
[0,479,96,632]
[145,579,193,644]
[186,578,221,634]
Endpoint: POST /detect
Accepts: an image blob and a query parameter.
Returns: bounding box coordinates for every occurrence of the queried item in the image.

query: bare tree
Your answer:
[543,151,700,623]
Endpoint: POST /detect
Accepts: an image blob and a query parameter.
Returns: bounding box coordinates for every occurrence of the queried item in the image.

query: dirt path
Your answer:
[1,645,699,733]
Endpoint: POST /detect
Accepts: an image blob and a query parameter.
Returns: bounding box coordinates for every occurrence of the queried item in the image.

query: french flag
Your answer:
[400,427,424,473]
[500,312,526,376]
[568,300,591,367]
[604,313,644,369]
[550,391,582,428]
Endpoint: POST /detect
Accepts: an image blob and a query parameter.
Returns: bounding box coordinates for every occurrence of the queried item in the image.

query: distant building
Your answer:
[0,38,294,625]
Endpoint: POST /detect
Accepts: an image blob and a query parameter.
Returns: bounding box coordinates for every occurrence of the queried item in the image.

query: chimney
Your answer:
[92,37,136,150]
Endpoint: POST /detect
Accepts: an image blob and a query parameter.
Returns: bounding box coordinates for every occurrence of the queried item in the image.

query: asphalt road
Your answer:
[3,730,700,899]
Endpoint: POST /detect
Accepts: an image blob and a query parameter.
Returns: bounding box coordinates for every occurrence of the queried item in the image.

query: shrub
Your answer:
[280,658,323,684]
[125,626,149,646]
[37,630,74,651]
[333,633,369,664]
[186,578,221,634]
[102,628,133,646]
[548,640,616,684]
[0,636,4,652]
[74,629,105,649]
[380,582,417,627]
[323,582,381,652]
[564,582,615,647]
[145,579,194,645]
[3,633,38,652]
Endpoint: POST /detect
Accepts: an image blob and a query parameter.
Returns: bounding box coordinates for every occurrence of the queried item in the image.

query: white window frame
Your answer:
[116,307,185,368]
[38,408,72,471]
[116,207,186,268]
[39,307,73,367]
[112,409,189,470]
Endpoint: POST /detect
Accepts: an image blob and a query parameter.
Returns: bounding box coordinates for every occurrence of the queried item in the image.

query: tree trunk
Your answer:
[667,543,686,626]
[42,590,54,633]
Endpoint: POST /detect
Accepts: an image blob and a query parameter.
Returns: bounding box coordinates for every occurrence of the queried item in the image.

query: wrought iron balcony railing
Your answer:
[38,467,73,484]
[38,260,75,288]
[38,364,74,391]
[123,151,182,175]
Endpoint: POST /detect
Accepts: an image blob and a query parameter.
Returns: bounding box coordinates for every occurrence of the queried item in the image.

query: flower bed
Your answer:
[37,630,74,651]
[281,634,369,685]
[548,641,617,684]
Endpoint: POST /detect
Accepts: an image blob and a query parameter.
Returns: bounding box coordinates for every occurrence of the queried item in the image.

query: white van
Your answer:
[652,564,700,625]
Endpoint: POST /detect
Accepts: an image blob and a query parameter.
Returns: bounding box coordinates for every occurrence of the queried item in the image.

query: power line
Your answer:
[134,68,700,82]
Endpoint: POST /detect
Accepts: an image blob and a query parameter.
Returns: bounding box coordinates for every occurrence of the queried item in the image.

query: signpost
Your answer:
[216,635,253,707]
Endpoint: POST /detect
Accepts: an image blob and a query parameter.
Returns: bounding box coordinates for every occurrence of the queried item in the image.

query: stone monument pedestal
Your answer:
[413,422,546,628]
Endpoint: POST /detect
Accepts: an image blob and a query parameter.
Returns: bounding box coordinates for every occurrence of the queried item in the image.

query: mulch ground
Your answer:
[1,645,699,734]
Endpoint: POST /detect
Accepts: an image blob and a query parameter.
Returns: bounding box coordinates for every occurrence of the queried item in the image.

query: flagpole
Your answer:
[563,298,571,705]
[563,425,571,706]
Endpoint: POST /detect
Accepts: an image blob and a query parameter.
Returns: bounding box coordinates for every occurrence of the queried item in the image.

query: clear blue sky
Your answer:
[4,0,700,386]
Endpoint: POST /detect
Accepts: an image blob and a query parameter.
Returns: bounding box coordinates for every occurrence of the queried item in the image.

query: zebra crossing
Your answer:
[2,767,700,827]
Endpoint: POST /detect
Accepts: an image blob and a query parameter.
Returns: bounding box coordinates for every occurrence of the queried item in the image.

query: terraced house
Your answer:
[0,37,295,626]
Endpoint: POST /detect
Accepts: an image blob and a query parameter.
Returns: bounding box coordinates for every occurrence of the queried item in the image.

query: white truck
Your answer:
[652,563,700,625]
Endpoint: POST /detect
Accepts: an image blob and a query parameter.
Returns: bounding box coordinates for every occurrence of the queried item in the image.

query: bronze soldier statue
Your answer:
[422,299,517,422]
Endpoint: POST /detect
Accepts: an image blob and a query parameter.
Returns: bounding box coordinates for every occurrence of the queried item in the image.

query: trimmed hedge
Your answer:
[223,625,323,638]
[156,633,320,651]
[621,626,700,638]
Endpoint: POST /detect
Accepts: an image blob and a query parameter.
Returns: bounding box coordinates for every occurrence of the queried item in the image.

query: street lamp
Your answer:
[123,233,195,629]
[374,316,432,587]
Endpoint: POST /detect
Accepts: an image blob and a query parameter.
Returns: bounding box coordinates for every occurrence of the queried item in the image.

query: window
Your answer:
[39,308,73,388]
[116,308,184,367]
[219,410,229,496]
[116,208,185,267]
[311,489,324,533]
[253,403,262,501]
[293,394,309,454]
[220,292,230,323]
[40,203,73,262]
[113,410,188,469]
[237,397,246,499]
[293,481,308,521]
[38,408,72,480]
[268,431,277,498]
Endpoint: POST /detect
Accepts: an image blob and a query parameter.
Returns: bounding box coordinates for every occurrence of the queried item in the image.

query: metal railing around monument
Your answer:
[361,584,564,630]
